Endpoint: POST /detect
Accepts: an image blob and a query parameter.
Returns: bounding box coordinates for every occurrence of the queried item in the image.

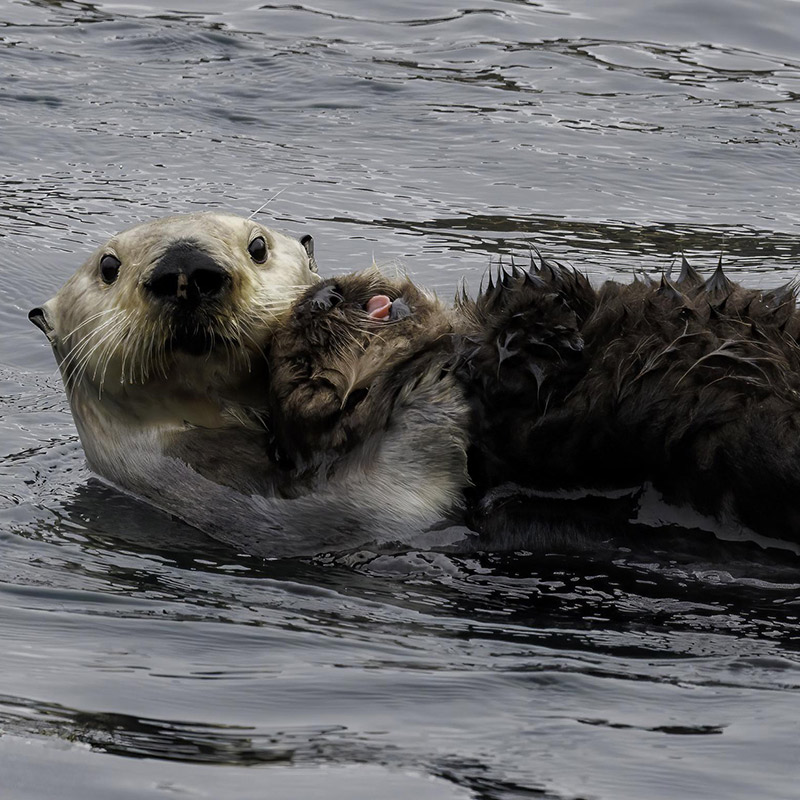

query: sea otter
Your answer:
[263,254,800,547]
[30,212,800,550]
[277,253,800,550]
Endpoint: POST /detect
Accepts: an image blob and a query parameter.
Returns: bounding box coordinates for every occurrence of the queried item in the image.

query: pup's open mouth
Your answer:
[366,294,392,320]
[365,295,411,321]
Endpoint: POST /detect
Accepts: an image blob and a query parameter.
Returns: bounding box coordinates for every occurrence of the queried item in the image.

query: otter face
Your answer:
[29,213,319,409]
[268,270,470,522]
[276,269,446,393]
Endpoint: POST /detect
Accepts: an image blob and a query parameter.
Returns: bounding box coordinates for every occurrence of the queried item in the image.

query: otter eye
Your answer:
[100,253,121,285]
[248,236,268,263]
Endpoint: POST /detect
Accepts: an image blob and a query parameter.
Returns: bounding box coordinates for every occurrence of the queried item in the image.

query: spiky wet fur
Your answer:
[457,254,800,540]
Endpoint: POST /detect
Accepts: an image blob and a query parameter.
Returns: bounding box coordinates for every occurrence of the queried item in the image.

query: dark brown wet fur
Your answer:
[458,255,800,540]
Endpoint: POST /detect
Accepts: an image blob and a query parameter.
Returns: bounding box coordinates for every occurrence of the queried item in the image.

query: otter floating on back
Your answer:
[29,215,800,552]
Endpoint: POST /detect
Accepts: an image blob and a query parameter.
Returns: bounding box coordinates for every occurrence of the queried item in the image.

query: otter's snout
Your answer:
[144,241,230,306]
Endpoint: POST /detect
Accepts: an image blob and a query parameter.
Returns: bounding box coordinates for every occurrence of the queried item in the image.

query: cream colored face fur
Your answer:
[32,212,319,431]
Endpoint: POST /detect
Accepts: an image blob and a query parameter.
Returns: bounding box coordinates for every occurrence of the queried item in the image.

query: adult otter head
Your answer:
[28,212,320,490]
[29,212,319,433]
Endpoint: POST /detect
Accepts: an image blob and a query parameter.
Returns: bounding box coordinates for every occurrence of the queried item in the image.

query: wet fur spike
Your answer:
[656,274,684,302]
[676,254,702,287]
[761,278,799,310]
[702,255,736,299]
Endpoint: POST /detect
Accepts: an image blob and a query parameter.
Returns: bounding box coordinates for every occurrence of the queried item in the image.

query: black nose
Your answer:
[145,241,230,305]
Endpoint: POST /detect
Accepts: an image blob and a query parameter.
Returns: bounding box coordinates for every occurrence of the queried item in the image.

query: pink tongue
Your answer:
[366,294,392,320]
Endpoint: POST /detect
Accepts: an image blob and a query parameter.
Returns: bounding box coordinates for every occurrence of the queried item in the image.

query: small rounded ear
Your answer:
[28,300,58,347]
[29,303,58,344]
[300,234,318,273]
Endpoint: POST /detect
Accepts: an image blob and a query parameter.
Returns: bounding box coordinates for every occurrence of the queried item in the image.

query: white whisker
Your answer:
[247,185,293,220]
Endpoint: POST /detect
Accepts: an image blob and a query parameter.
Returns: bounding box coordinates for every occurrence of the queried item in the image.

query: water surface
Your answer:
[2,0,800,797]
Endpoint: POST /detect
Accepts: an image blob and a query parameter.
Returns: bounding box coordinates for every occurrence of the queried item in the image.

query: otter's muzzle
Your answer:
[144,241,230,307]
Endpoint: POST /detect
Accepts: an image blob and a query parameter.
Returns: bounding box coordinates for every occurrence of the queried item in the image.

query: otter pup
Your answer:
[458,256,800,542]
[265,270,470,529]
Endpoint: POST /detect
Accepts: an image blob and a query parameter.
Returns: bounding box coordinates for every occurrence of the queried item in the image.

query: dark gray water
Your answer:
[3,0,800,797]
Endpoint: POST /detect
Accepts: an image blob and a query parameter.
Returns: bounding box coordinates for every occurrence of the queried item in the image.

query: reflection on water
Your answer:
[3,0,800,798]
